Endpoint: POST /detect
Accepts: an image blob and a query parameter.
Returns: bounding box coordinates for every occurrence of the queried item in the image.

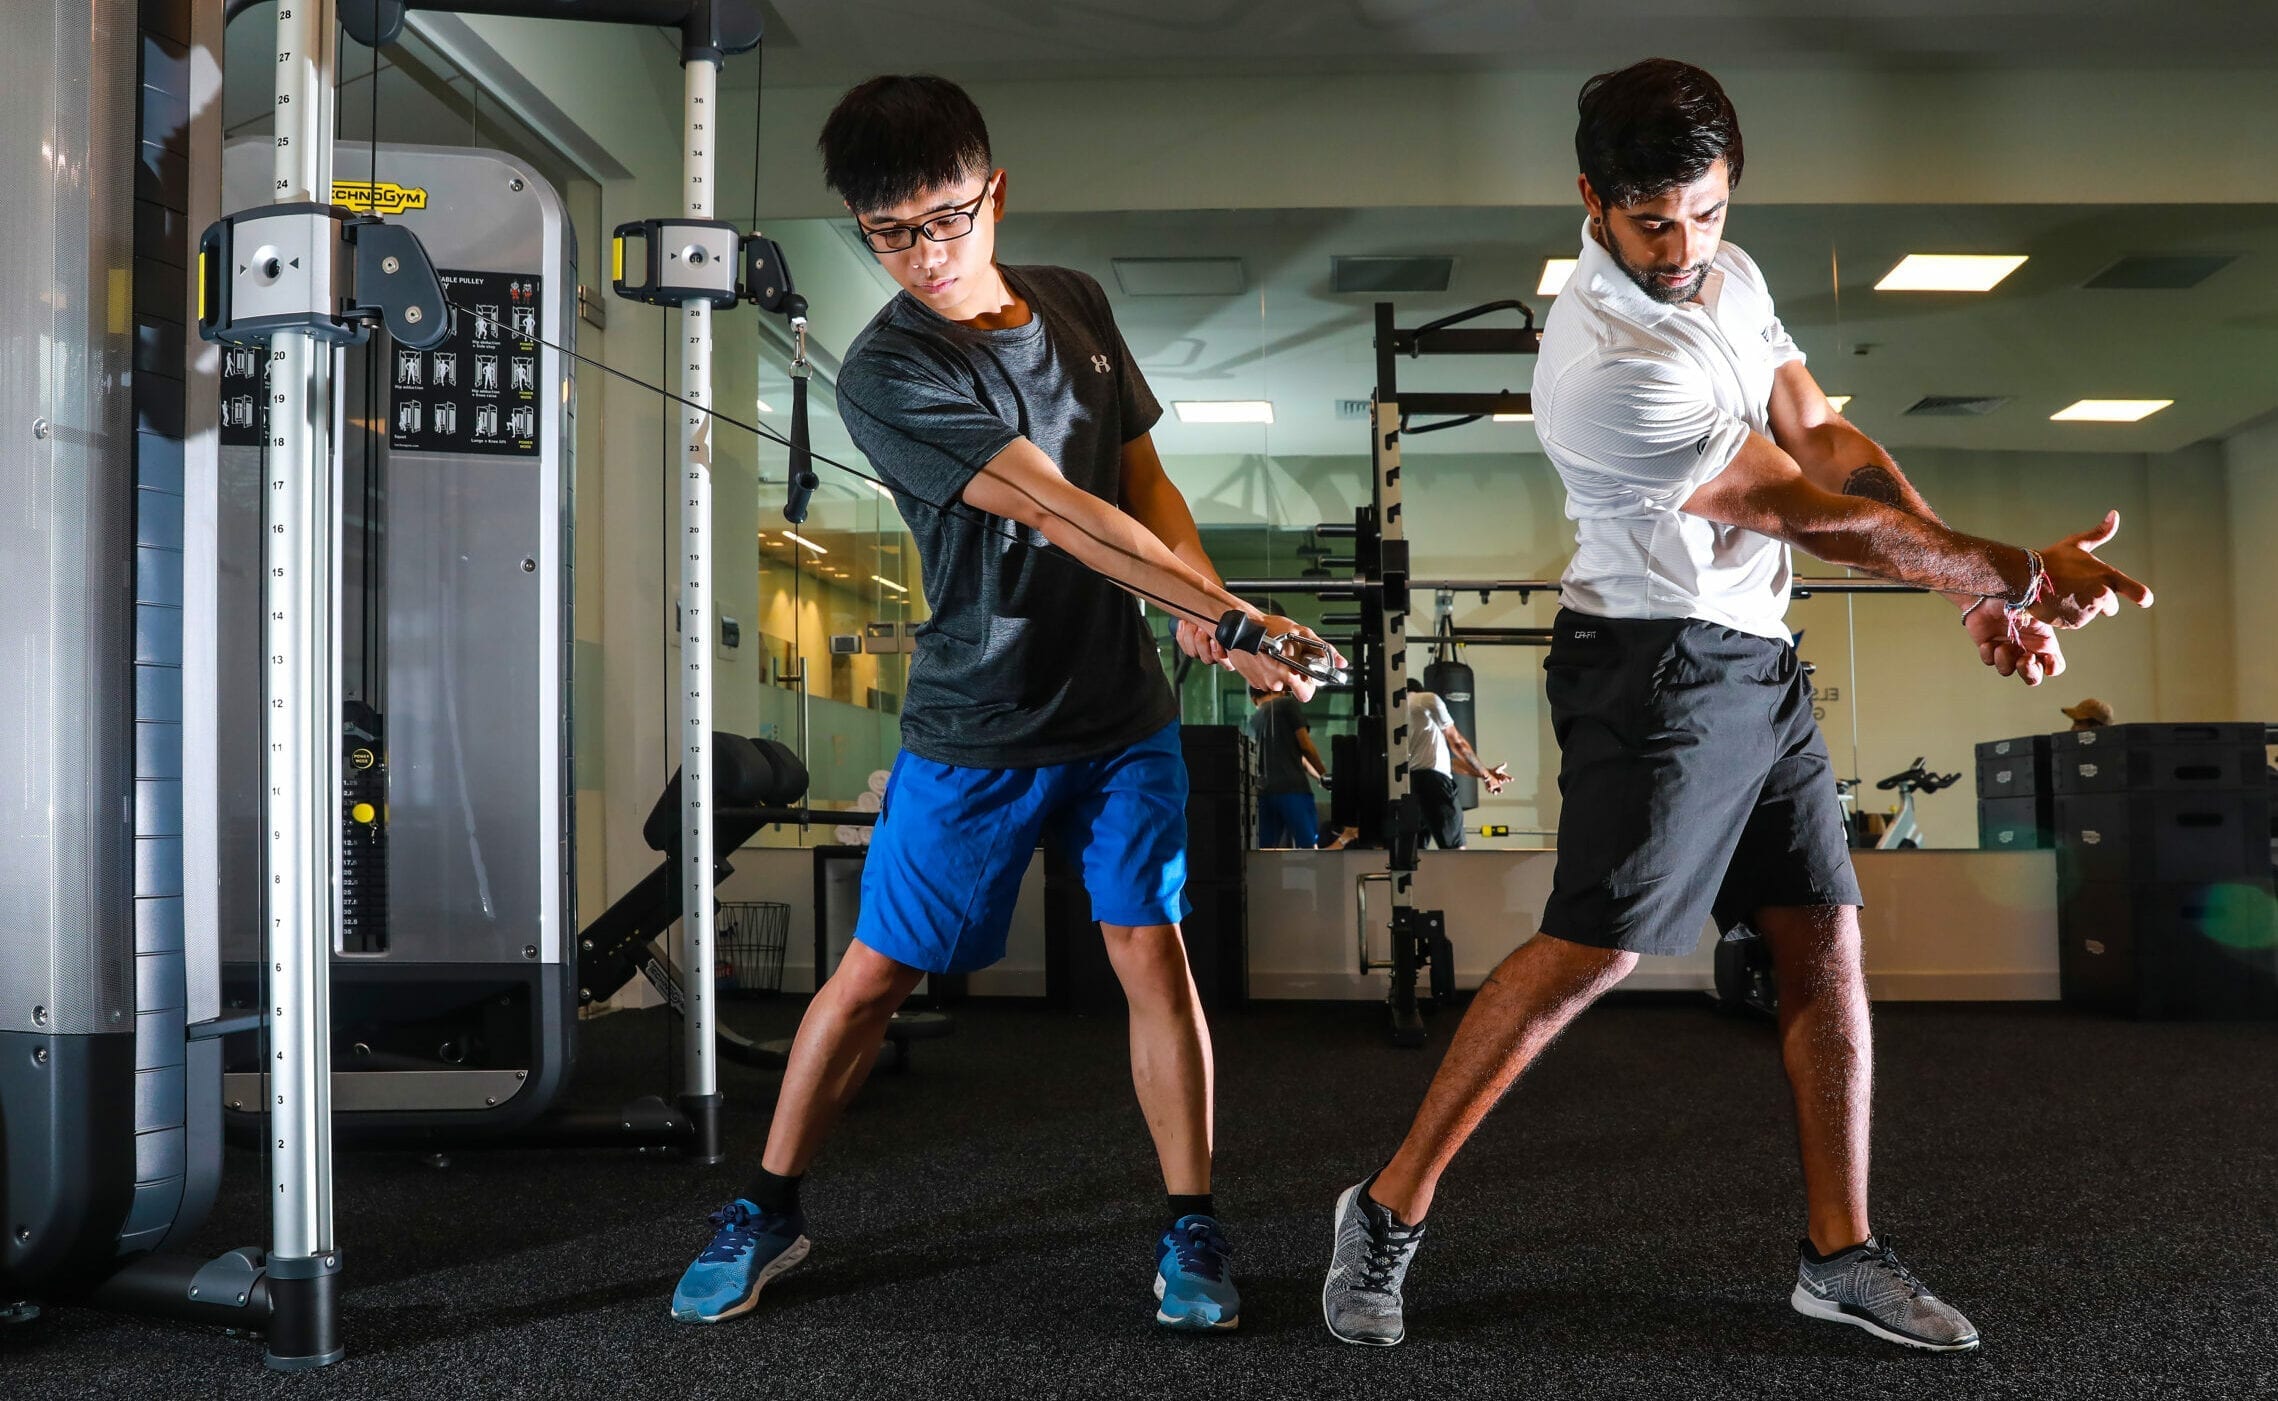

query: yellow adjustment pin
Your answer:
[351,802,377,825]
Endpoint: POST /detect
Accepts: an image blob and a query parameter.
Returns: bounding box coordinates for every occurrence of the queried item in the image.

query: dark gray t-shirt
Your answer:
[836,264,1176,768]
[1247,697,1313,795]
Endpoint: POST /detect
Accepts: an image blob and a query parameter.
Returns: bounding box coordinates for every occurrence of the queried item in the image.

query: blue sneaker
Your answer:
[1154,1215,1240,1331]
[669,1199,811,1324]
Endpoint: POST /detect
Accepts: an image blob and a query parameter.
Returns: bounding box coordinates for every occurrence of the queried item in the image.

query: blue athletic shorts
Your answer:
[852,720,1191,975]
[1256,791,1319,849]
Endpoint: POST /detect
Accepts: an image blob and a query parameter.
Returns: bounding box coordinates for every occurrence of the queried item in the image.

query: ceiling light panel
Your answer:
[1875,254,2028,292]
[1112,257,1246,297]
[2050,399,2173,422]
[1174,400,1275,425]
[1537,258,1578,296]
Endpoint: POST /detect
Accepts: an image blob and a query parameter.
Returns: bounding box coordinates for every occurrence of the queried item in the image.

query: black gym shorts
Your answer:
[1539,608,1863,957]
[1408,769,1465,850]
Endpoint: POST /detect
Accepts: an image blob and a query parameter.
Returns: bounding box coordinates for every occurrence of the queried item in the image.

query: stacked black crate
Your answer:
[1178,725,1255,1011]
[2052,723,2278,1018]
[1977,734,2054,850]
[1044,725,1254,1015]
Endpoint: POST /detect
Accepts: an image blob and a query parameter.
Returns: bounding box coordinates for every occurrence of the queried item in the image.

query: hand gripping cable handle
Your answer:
[1214,610,1351,687]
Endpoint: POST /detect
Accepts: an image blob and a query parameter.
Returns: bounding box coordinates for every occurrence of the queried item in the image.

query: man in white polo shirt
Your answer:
[1322,57,2151,1353]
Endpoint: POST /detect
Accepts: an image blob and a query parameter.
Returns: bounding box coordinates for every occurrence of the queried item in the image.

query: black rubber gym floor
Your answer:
[7,995,2275,1399]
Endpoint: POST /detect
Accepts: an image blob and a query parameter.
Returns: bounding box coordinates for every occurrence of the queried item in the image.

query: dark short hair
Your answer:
[1574,59,1743,208]
[818,74,993,215]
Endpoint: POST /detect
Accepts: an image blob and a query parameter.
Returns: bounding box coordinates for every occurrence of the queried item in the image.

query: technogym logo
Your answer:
[331,180,430,216]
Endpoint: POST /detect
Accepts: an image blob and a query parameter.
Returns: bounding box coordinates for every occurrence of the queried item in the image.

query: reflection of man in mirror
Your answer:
[2062,697,2114,731]
[1401,679,1509,851]
[1247,684,1328,848]
[1326,57,2154,1358]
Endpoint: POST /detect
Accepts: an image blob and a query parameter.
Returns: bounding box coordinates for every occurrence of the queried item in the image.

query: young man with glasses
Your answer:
[671,73,1329,1333]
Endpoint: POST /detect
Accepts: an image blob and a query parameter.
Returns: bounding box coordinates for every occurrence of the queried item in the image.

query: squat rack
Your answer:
[1223,301,1922,1045]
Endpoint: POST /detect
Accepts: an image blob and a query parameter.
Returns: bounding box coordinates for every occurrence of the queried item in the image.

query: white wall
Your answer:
[722,845,2058,1002]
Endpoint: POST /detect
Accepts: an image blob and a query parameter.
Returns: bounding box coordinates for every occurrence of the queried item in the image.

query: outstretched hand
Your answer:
[1964,601,2064,686]
[1480,763,1512,795]
[2032,511,2154,629]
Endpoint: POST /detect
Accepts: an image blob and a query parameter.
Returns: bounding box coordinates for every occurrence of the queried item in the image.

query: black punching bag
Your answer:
[1422,657,1478,810]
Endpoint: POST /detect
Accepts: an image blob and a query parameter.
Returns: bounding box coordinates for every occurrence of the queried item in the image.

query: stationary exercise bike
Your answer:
[1846,758,1962,849]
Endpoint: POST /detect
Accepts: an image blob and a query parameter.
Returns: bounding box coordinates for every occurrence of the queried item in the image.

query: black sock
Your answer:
[1167,1193,1216,1227]
[1800,1235,1872,1264]
[1360,1170,1420,1229]
[743,1169,802,1217]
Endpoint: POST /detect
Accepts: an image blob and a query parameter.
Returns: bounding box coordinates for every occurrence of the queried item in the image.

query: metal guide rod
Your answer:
[265,0,344,1371]
[678,54,720,1108]
[1227,576,1927,596]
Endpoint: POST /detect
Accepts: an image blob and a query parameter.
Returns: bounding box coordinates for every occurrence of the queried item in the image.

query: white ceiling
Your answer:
[733,0,2278,86]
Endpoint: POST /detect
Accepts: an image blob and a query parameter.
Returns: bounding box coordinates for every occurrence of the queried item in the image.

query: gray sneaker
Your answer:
[1791,1237,1981,1351]
[1322,1179,1427,1346]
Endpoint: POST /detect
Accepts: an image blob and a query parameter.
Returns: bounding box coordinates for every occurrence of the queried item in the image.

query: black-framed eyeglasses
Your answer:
[856,176,997,254]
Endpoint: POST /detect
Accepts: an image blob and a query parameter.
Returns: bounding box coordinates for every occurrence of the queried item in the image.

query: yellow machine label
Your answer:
[331,179,430,216]
[612,236,624,282]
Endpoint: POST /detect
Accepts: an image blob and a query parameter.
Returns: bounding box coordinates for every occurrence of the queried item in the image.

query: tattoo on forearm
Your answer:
[1842,464,1910,511]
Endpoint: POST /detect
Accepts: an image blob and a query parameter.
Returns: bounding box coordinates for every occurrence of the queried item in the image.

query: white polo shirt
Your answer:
[1532,222,1803,640]
[1404,691,1455,776]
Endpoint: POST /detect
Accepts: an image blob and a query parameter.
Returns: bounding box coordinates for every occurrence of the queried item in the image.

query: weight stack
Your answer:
[2052,723,2278,1019]
[1043,725,1252,1014]
[1976,734,2053,850]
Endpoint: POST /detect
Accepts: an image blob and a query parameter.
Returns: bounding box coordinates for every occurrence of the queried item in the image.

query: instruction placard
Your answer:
[218,267,544,458]
[389,270,543,457]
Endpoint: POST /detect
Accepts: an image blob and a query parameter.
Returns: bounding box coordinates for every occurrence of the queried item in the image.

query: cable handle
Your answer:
[1213,611,1352,687]
[783,368,816,524]
[1214,610,1266,656]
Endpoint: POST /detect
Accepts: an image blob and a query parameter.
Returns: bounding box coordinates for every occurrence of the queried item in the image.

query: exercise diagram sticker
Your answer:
[390,270,544,457]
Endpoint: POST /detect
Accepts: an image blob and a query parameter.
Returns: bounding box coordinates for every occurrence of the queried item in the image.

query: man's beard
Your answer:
[1605,233,1709,305]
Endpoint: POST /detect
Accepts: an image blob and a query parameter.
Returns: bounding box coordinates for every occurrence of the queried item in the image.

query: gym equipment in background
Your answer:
[0,0,248,1344]
[1849,758,1962,850]
[2052,722,2278,1019]
[1978,733,2056,850]
[212,137,582,1146]
[1047,726,1255,1014]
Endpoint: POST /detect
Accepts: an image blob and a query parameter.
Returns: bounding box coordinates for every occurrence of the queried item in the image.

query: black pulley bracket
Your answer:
[197,204,447,351]
[612,218,744,309]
